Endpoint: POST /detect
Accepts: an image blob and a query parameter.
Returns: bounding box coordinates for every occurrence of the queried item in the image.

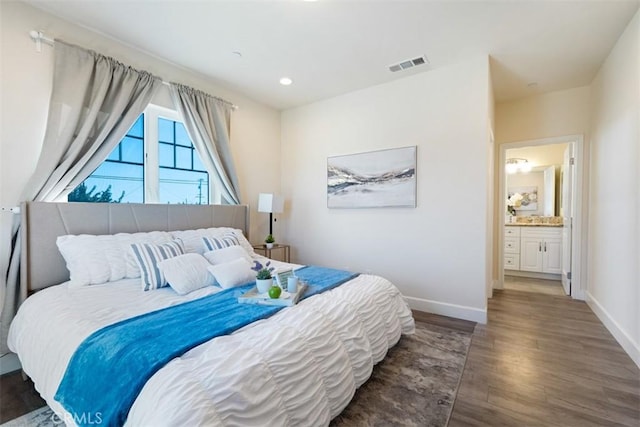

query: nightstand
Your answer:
[252,244,290,263]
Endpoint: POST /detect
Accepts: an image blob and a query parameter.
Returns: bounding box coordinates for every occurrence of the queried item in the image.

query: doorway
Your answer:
[503,276,565,296]
[497,135,585,300]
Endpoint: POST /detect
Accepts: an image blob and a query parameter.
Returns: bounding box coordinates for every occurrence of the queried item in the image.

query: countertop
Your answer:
[505,222,563,227]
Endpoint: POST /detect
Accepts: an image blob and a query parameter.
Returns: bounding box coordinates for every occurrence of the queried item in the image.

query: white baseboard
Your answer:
[405,296,487,324]
[0,352,21,375]
[572,288,586,301]
[506,271,561,281]
[585,291,640,369]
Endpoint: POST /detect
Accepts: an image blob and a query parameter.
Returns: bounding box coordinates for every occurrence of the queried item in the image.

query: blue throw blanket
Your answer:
[55,266,358,427]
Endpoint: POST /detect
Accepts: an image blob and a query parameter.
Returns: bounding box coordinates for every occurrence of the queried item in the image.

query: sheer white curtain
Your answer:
[0,40,161,354]
[169,83,241,204]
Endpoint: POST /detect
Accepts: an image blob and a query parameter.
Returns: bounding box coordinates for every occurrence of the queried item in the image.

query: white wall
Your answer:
[281,57,491,323]
[506,144,567,168]
[486,72,496,299]
[496,86,591,143]
[587,10,639,367]
[0,1,282,282]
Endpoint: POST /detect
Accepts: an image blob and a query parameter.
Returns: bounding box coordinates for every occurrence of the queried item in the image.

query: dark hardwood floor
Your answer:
[413,309,476,334]
[1,288,638,426]
[0,370,45,423]
[449,289,640,427]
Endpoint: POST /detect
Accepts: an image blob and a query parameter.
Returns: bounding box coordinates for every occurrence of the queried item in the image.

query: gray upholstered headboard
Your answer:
[21,202,249,292]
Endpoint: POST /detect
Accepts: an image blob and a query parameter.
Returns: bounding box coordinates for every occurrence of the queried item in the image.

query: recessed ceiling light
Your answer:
[279,77,293,86]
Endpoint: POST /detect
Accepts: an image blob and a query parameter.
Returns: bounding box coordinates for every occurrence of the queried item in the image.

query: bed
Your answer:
[8,202,415,426]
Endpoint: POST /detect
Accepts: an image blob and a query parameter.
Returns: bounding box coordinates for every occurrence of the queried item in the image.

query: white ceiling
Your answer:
[27,0,639,110]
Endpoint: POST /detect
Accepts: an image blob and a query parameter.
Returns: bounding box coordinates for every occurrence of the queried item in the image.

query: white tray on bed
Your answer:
[238,283,307,307]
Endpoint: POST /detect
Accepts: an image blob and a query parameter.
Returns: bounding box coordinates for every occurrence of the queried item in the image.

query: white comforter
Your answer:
[9,264,414,426]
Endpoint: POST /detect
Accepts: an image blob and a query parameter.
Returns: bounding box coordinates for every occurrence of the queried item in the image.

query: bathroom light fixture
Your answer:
[279,77,293,86]
[505,158,531,174]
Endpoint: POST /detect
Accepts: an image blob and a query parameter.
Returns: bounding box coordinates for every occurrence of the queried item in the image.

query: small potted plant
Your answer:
[265,234,275,249]
[252,260,274,293]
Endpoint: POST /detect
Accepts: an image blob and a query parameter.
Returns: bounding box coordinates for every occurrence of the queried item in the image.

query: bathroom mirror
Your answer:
[506,165,558,218]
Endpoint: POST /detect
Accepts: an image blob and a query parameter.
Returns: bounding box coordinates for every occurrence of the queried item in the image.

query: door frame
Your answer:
[497,134,585,299]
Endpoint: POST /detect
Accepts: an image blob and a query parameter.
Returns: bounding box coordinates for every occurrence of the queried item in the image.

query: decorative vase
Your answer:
[256,278,273,293]
[266,243,274,249]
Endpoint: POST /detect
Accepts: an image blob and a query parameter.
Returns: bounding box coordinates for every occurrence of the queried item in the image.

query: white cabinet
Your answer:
[504,227,521,238]
[504,226,521,270]
[544,238,563,274]
[519,227,562,274]
[504,253,520,270]
[520,237,544,271]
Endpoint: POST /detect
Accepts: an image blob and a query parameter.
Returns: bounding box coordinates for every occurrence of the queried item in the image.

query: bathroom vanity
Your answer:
[504,224,562,277]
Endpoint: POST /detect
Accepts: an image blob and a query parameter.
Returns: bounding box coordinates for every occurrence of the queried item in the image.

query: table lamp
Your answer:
[258,193,284,237]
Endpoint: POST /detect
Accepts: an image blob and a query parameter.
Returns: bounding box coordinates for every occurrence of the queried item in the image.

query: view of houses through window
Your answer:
[68,105,210,204]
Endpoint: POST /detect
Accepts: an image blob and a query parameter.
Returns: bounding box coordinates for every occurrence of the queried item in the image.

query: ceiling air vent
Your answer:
[388,55,429,73]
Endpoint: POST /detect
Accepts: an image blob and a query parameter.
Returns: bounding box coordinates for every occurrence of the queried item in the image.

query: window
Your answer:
[158,118,209,204]
[69,105,211,204]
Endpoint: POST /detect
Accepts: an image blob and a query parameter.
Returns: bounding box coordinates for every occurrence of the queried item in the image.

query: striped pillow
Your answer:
[131,241,185,291]
[202,234,241,251]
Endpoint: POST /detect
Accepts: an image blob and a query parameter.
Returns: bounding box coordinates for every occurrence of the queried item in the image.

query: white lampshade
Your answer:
[258,193,284,214]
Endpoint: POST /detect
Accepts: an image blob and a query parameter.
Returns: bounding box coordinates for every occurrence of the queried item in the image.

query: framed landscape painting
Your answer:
[327,146,417,208]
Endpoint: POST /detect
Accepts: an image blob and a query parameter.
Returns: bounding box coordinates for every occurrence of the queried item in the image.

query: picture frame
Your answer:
[508,186,538,211]
[274,268,295,288]
[327,146,417,209]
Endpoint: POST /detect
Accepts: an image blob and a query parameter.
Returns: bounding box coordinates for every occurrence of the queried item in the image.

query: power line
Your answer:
[90,175,207,185]
[84,175,209,204]
[89,175,142,182]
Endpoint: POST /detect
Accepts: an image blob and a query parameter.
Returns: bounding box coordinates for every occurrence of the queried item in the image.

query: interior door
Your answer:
[561,144,573,295]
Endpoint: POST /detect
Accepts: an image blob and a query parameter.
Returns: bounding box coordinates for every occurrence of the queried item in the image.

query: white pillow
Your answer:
[170,227,231,254]
[57,231,173,287]
[206,258,255,289]
[203,245,251,265]
[228,229,257,257]
[158,254,215,295]
[170,227,256,256]
[202,234,241,251]
[130,241,185,291]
